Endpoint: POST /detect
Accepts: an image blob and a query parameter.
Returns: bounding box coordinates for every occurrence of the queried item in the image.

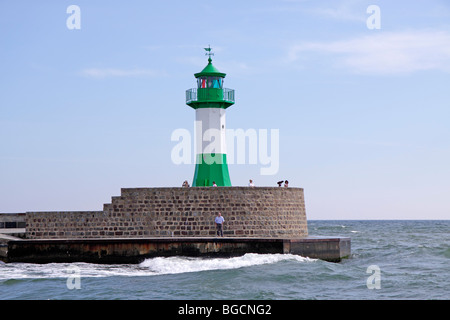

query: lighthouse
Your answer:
[186,47,235,187]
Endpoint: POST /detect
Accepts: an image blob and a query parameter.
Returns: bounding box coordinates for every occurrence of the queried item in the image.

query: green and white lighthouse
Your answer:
[186,47,235,187]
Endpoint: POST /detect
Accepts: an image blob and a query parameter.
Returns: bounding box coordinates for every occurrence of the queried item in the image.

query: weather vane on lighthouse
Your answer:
[204,45,214,62]
[186,47,235,187]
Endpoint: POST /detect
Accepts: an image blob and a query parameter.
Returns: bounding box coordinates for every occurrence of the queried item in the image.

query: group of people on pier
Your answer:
[181,179,289,188]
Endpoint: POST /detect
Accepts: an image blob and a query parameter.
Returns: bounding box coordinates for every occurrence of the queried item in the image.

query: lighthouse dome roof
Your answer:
[194,59,226,78]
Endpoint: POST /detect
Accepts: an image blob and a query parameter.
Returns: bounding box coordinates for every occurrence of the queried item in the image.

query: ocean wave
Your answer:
[0,254,315,280]
[139,253,316,275]
[443,248,450,259]
[0,262,147,280]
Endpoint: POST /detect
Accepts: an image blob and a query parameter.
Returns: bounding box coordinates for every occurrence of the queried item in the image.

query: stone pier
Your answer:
[1,187,351,263]
[26,187,308,239]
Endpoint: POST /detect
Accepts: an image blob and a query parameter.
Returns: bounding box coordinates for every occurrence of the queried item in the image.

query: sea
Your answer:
[0,220,448,301]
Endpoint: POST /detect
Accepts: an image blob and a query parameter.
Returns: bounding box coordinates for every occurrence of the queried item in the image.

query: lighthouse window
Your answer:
[197,77,223,89]
[198,78,207,88]
[212,78,221,88]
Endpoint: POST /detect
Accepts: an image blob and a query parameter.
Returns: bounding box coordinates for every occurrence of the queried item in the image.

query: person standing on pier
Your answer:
[215,212,225,237]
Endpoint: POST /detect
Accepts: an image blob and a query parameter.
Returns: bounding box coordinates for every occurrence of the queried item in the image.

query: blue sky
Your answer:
[1,0,449,219]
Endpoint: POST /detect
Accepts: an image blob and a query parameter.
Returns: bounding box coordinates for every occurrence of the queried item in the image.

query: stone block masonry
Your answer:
[26,187,308,239]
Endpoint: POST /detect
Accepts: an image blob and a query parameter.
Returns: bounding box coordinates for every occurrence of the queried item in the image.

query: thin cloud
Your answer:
[80,68,166,78]
[307,0,366,22]
[288,30,450,75]
[262,0,365,22]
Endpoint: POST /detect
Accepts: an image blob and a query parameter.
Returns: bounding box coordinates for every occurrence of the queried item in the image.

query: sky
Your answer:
[1,0,449,219]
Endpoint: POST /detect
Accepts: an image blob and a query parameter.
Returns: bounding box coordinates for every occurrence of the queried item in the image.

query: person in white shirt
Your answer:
[248,179,254,187]
[214,212,225,237]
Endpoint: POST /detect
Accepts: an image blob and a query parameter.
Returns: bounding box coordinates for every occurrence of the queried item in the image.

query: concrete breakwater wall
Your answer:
[26,187,308,239]
[7,237,351,263]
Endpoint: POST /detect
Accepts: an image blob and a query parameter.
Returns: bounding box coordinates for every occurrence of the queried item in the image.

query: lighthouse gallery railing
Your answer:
[186,88,235,104]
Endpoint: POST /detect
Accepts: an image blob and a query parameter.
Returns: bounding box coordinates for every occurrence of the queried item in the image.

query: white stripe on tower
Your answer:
[195,108,227,156]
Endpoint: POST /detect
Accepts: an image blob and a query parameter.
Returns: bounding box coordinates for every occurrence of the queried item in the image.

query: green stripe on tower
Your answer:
[192,153,231,187]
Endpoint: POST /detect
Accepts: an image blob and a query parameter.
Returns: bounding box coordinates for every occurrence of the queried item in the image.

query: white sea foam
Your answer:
[0,254,315,280]
[0,262,147,280]
[139,253,316,275]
